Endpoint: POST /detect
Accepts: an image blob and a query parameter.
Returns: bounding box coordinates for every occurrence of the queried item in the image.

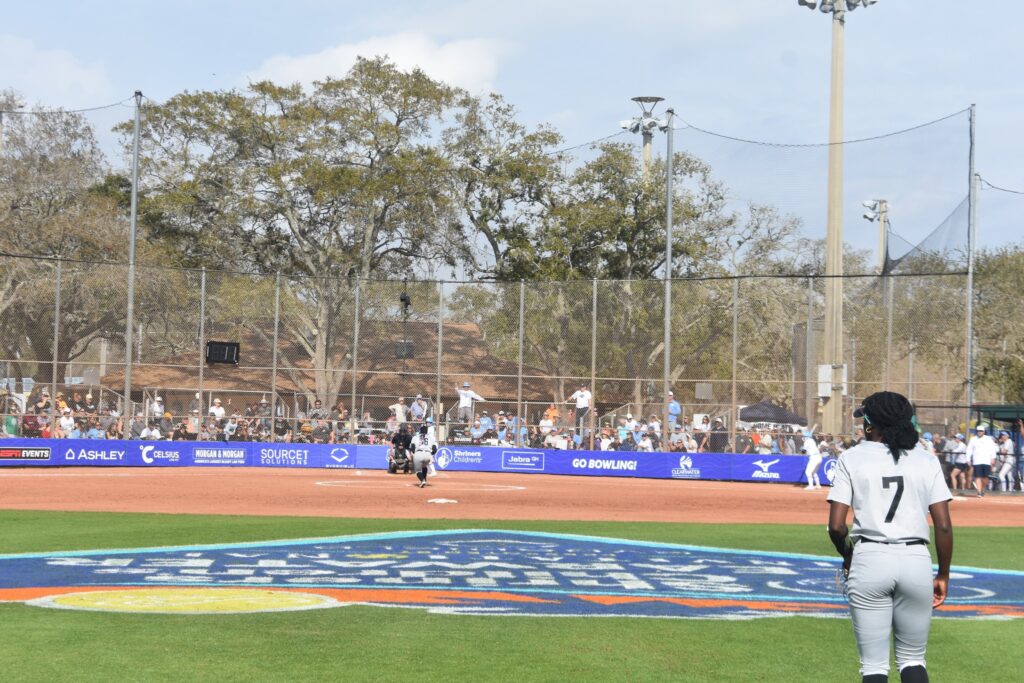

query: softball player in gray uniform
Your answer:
[411,424,436,488]
[827,391,953,683]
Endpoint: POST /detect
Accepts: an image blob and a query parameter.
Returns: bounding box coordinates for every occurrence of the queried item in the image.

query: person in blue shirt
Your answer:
[85,420,105,439]
[68,420,83,439]
[479,411,494,431]
[667,391,682,428]
[469,419,484,443]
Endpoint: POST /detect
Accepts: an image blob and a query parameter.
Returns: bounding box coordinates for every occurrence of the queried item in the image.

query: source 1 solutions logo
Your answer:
[0,447,50,461]
[139,444,182,465]
[671,455,701,479]
[258,447,309,467]
[326,447,354,469]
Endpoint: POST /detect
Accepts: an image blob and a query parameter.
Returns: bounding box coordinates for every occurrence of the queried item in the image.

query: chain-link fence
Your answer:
[0,254,984,447]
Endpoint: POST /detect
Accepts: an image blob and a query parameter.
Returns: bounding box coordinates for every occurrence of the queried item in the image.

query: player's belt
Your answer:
[857,537,928,546]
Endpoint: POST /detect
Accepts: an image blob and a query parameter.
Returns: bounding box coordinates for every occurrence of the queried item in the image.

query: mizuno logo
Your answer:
[753,459,779,473]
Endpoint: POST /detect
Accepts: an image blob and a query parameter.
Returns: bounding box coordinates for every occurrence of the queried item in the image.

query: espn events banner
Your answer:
[0,439,834,485]
[0,440,387,471]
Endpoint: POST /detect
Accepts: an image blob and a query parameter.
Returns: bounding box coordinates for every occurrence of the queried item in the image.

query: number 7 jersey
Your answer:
[827,441,952,543]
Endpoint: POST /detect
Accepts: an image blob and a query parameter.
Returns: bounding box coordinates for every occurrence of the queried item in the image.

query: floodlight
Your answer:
[863,211,878,222]
[862,199,879,210]
[862,0,878,6]
[797,0,817,8]
[819,0,836,12]
[620,120,635,130]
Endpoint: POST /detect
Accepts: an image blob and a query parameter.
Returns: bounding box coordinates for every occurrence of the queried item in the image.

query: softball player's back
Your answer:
[826,391,953,683]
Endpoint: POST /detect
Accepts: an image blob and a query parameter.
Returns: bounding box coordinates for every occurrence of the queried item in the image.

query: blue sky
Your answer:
[3,0,1021,254]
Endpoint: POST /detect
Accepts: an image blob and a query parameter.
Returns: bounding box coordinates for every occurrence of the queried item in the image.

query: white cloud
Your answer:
[249,32,504,93]
[0,34,112,105]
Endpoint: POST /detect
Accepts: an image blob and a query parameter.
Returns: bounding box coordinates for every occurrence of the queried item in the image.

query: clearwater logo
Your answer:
[671,455,700,479]
[752,458,780,479]
[1,530,1020,620]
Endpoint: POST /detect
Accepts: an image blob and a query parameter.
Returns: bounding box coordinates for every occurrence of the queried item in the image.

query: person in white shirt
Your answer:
[567,383,592,431]
[209,398,226,420]
[388,397,409,424]
[948,433,968,492]
[539,415,554,435]
[455,382,485,423]
[996,430,1016,492]
[636,433,654,452]
[140,422,162,440]
[802,430,822,490]
[827,391,952,683]
[58,408,75,437]
[966,425,998,497]
[150,396,165,420]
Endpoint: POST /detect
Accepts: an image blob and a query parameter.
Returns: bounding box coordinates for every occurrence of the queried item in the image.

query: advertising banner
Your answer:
[0,437,835,487]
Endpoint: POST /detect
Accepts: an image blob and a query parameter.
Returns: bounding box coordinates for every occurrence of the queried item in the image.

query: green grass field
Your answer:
[1,511,1021,682]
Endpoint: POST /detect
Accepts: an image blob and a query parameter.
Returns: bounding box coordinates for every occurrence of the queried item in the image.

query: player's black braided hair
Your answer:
[861,391,919,464]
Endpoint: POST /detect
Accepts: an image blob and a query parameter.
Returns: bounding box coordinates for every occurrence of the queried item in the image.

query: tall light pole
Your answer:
[622,98,674,448]
[797,0,879,434]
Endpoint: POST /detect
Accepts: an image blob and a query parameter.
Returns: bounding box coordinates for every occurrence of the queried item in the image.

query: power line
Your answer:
[673,107,970,148]
[980,176,1024,196]
[0,96,135,116]
[547,131,627,156]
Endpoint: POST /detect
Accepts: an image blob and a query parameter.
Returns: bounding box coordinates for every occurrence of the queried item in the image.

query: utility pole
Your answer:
[123,90,142,415]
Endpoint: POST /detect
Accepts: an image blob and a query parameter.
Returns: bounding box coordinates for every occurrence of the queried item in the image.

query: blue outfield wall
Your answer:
[0,439,837,485]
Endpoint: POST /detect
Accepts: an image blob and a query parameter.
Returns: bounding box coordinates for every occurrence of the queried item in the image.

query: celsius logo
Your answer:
[752,458,780,480]
[329,448,349,464]
[823,459,837,484]
[140,445,156,464]
[435,448,453,470]
[678,456,693,470]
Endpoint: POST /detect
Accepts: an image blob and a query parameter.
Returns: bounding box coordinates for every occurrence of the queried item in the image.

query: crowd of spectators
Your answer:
[2,386,1022,493]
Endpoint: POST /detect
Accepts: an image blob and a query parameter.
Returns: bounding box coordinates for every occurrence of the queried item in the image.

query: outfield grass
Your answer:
[1,511,1021,682]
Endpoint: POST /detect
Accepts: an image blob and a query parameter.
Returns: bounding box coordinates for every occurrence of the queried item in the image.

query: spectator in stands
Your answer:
[141,421,161,440]
[70,391,85,414]
[637,430,654,452]
[256,398,273,431]
[568,383,592,431]
[331,412,349,443]
[708,418,729,453]
[66,419,83,439]
[159,411,174,436]
[543,403,560,426]
[648,414,662,436]
[312,419,331,444]
[99,408,118,437]
[539,411,554,435]
[784,428,797,456]
[307,399,327,421]
[735,427,753,454]
[469,419,484,444]
[172,420,190,441]
[666,391,681,430]
[85,419,105,439]
[543,427,560,449]
[57,407,75,438]
[150,395,165,420]
[456,382,485,424]
[221,414,238,440]
[186,409,200,435]
[209,398,226,421]
[84,394,98,416]
[619,432,638,451]
[409,395,428,422]
[479,410,494,431]
[756,429,773,455]
[528,427,545,449]
[668,424,687,452]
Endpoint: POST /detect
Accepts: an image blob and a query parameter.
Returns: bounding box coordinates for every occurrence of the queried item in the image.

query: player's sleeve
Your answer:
[927,456,953,504]
[826,455,853,505]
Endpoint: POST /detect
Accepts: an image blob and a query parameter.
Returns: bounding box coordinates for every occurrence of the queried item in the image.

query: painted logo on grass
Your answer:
[0,530,1021,619]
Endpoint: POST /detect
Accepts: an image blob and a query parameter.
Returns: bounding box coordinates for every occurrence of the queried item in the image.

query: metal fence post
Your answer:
[350,278,360,442]
[516,280,525,447]
[270,271,281,412]
[197,268,206,415]
[590,278,598,451]
[436,280,444,434]
[731,277,739,449]
[50,256,62,425]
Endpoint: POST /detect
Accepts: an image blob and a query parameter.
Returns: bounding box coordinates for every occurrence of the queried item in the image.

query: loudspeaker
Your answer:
[206,341,240,365]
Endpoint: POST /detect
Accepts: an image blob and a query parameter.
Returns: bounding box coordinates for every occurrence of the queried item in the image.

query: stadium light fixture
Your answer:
[796,0,881,435]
